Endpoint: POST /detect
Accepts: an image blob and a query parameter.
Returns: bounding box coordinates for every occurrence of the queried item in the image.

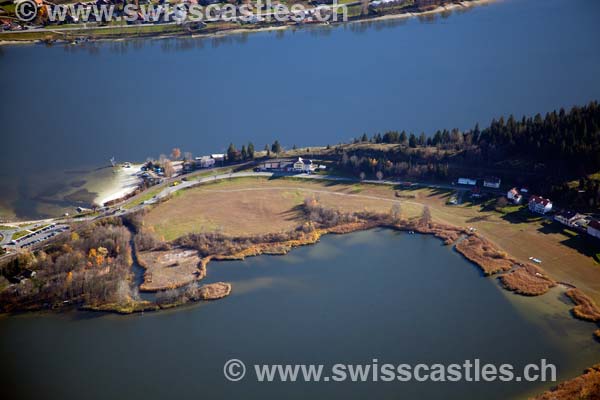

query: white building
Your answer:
[258,159,292,171]
[528,195,553,214]
[554,210,585,227]
[483,176,501,189]
[507,188,522,204]
[458,177,476,186]
[293,157,315,173]
[195,156,215,168]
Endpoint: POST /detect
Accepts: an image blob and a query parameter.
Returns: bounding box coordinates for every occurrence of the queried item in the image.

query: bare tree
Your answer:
[114,279,132,304]
[420,205,432,226]
[390,202,402,223]
[164,160,175,178]
[361,0,369,16]
[183,152,193,161]
[159,154,167,165]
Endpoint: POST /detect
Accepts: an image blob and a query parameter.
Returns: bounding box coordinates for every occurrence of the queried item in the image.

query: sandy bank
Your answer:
[94,165,142,207]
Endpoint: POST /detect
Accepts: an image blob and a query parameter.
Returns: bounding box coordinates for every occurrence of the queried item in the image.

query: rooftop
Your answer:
[555,210,580,220]
[529,195,552,206]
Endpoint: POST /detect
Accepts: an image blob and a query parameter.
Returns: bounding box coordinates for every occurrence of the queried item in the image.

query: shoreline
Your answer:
[94,164,143,207]
[3,180,599,399]
[134,209,581,309]
[0,0,498,46]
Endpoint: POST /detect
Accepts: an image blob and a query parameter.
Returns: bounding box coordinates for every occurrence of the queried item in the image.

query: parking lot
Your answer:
[6,224,70,249]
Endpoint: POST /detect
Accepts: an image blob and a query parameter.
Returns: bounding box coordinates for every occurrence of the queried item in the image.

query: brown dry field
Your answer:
[137,249,203,291]
[144,177,600,303]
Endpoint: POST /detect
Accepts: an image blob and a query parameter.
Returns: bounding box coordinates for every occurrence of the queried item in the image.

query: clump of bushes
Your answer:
[175,229,310,257]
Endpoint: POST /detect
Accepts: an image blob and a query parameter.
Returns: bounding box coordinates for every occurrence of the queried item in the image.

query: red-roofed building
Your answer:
[528,195,553,214]
[588,220,600,240]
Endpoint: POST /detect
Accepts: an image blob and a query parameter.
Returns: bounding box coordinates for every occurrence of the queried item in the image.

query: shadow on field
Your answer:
[501,208,544,225]
[280,204,305,223]
[538,221,600,259]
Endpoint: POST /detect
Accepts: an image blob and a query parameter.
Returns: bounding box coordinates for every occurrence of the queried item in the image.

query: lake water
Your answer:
[1,0,600,219]
[1,230,600,399]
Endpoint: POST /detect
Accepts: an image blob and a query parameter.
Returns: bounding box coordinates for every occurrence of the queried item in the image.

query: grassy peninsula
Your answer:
[1,101,600,397]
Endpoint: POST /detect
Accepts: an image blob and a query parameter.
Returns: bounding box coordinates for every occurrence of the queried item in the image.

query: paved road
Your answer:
[0,227,19,246]
[1,171,463,227]
[0,169,466,259]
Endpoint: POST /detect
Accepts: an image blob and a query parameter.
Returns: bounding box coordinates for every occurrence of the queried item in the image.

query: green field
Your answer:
[12,230,31,240]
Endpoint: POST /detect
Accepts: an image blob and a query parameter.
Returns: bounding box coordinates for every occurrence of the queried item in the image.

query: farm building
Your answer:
[293,157,315,173]
[507,188,522,204]
[458,177,476,186]
[528,195,553,214]
[483,176,501,189]
[258,159,293,171]
[195,156,215,168]
[554,210,585,228]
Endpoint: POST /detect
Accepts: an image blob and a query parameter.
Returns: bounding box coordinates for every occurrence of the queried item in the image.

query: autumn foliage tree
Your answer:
[0,219,136,312]
[171,148,181,160]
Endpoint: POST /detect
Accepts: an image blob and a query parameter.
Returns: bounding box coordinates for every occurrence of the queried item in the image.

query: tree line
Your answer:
[226,140,285,162]
[354,101,600,175]
[338,101,600,209]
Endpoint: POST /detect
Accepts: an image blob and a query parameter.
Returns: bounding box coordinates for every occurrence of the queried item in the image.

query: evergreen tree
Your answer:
[227,143,237,162]
[271,140,282,154]
[400,131,408,145]
[247,142,255,159]
[409,134,417,148]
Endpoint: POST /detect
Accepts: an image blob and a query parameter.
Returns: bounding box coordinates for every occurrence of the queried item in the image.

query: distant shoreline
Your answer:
[0,0,498,46]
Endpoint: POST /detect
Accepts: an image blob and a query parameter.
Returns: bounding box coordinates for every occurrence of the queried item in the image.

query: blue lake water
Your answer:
[1,0,600,219]
[1,230,600,399]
